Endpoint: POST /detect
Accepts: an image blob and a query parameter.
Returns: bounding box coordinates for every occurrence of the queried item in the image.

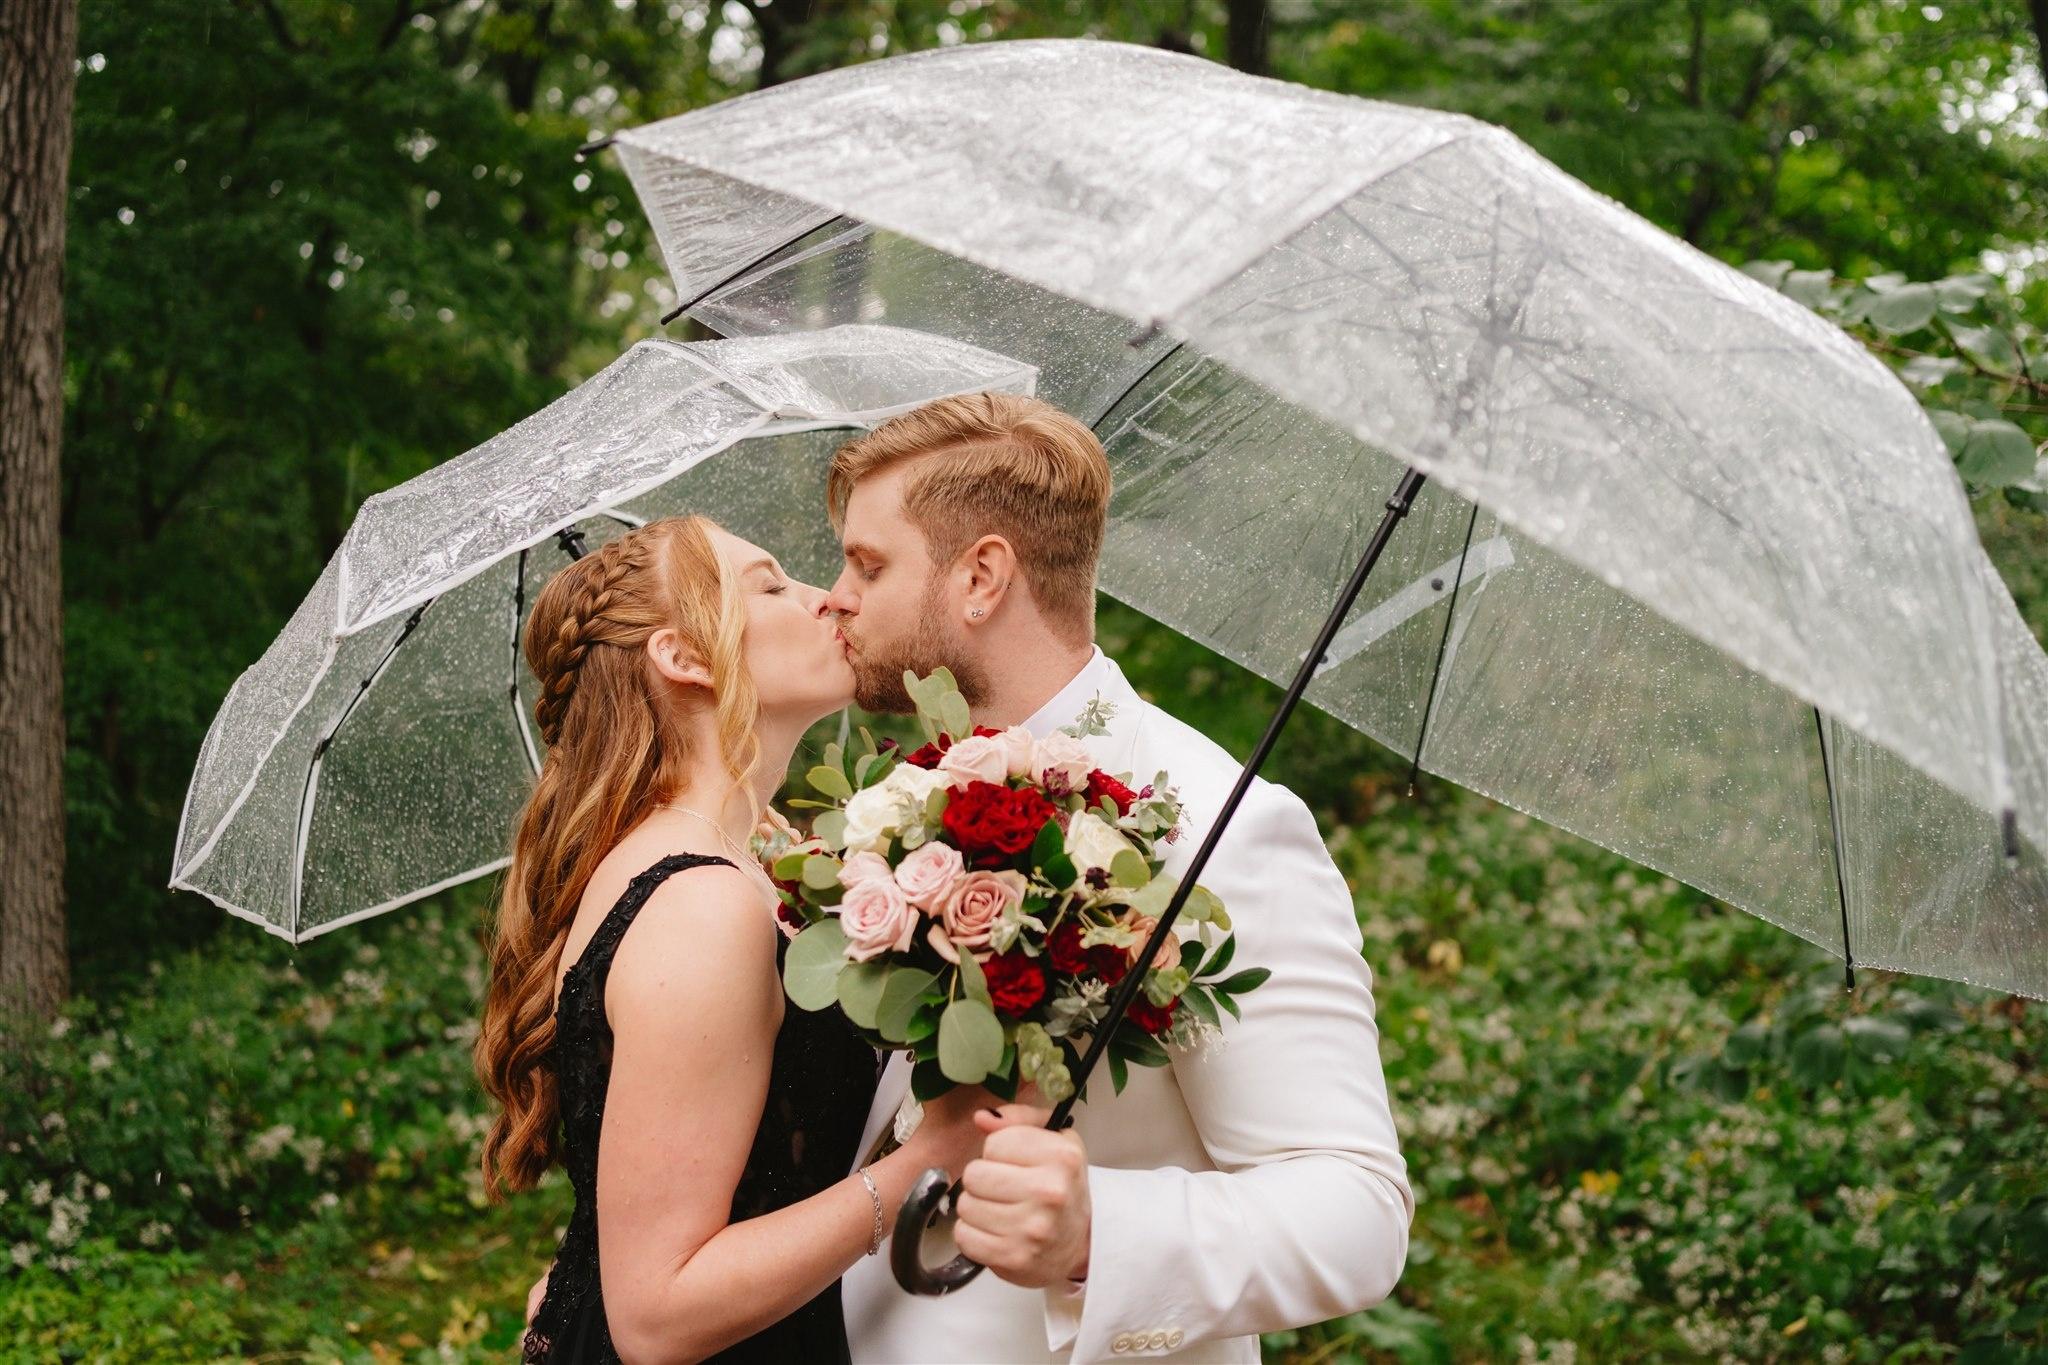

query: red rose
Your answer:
[1084,770,1138,815]
[903,740,946,769]
[1126,994,1177,1036]
[1087,942,1132,985]
[971,725,1005,739]
[982,951,1047,1016]
[1047,920,1090,974]
[941,781,1056,867]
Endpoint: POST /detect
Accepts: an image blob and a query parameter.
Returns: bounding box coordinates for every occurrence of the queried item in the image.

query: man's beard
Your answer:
[841,578,989,715]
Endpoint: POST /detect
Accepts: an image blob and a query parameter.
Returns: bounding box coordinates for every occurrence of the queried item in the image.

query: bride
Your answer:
[473,515,986,1364]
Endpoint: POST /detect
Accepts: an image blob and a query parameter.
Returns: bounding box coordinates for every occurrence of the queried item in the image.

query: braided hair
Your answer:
[475,515,763,1198]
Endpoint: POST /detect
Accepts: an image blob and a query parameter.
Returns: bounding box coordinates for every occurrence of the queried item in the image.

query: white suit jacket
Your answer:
[842,649,1412,1363]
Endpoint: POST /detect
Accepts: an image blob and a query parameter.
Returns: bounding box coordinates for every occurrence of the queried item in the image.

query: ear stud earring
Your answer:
[969,608,986,619]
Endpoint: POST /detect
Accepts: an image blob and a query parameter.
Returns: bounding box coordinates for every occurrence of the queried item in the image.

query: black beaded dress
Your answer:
[522,853,883,1365]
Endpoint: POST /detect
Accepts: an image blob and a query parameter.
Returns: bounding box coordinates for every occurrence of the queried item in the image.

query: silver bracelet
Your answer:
[857,1166,883,1256]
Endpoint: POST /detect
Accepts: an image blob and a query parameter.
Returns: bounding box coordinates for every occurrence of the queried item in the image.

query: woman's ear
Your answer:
[646,628,713,691]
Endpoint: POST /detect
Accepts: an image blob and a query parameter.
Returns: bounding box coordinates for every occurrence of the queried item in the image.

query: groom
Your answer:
[822,392,1412,1363]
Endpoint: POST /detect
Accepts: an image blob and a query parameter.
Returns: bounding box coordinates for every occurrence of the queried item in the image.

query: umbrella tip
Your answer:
[1127,320,1161,348]
[575,135,614,160]
[2002,807,2021,866]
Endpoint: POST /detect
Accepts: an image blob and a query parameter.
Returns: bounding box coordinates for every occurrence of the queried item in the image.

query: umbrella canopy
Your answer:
[171,325,1036,942]
[607,39,2048,998]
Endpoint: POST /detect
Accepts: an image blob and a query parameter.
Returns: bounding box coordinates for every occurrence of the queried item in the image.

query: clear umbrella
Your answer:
[598,38,2047,1006]
[170,325,1036,942]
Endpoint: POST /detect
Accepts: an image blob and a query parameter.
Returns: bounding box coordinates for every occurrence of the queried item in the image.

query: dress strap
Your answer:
[572,853,735,991]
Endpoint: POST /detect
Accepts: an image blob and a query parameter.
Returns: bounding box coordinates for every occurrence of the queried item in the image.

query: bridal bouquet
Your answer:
[767,670,1267,1103]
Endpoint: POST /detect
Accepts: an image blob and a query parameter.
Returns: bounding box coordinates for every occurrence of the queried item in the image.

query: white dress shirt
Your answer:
[841,648,1411,1363]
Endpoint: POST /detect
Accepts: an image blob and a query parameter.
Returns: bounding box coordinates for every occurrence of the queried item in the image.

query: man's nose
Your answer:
[823,569,860,619]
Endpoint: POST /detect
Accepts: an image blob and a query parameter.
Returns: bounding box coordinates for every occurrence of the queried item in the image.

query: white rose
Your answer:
[937,735,1009,789]
[1031,732,1096,795]
[1064,810,1137,881]
[842,764,951,854]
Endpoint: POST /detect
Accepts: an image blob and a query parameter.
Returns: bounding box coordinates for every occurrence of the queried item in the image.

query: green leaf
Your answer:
[955,949,990,1007]
[1949,323,2018,370]
[853,752,881,789]
[910,1056,953,1102]
[812,810,848,851]
[1117,1029,1171,1068]
[782,920,848,1011]
[1781,269,1834,308]
[1214,966,1271,995]
[1861,282,1938,334]
[1845,1015,1913,1063]
[836,962,891,1030]
[1179,939,1205,973]
[937,998,1005,1084]
[1110,849,1151,888]
[771,852,810,883]
[800,854,843,890]
[939,694,972,745]
[1039,852,1077,891]
[1218,992,1242,1021]
[877,968,939,1043]
[1740,259,1792,288]
[1954,418,2039,488]
[1200,935,1236,979]
[1108,1049,1129,1095]
[806,765,853,801]
[1183,985,1220,1031]
[1031,818,1066,869]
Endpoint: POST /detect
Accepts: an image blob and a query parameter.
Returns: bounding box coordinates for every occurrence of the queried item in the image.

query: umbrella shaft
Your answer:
[1048,466,1430,1128]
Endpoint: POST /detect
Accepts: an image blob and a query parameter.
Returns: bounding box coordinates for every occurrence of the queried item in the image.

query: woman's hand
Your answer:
[899,1082,1015,1178]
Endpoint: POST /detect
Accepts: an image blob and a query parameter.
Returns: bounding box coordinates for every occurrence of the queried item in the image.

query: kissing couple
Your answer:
[476,392,1413,1363]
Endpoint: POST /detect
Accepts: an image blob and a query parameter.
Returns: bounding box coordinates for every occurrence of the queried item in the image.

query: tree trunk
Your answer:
[2031,0,2048,94]
[0,0,77,1022]
[1226,0,1268,75]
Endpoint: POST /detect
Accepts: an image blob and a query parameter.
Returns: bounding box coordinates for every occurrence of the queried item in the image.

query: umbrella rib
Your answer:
[1089,338,1190,429]
[288,599,433,937]
[660,214,849,324]
[1407,500,1481,795]
[510,549,542,776]
[1812,705,1856,991]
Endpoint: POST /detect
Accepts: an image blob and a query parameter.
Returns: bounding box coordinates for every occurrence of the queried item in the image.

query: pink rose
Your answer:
[893,841,965,913]
[937,734,1010,789]
[838,876,917,962]
[837,851,894,889]
[994,726,1038,779]
[1124,914,1185,971]
[931,870,1026,963]
[1031,732,1095,795]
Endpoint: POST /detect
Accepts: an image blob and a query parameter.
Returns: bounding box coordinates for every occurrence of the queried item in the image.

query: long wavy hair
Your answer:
[475,515,762,1200]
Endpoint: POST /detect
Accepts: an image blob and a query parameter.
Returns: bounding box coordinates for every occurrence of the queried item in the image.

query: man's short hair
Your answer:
[828,392,1112,644]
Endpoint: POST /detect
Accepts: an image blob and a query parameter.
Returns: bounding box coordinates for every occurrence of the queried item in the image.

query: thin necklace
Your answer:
[669,804,778,902]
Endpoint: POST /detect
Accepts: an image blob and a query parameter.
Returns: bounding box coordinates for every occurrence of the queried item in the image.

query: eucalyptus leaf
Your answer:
[1110,848,1151,888]
[877,967,940,1041]
[938,997,1005,1084]
[801,854,843,890]
[806,765,853,801]
[783,920,849,1011]
[955,948,991,1006]
[1951,417,2039,488]
[837,961,891,1029]
[812,810,848,850]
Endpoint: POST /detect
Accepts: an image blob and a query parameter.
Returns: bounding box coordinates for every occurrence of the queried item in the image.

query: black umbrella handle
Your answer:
[891,1168,984,1294]
[891,466,1429,1296]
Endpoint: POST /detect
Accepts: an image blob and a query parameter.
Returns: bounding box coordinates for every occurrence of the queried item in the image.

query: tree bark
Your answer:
[0,0,77,1021]
[2031,0,2048,93]
[1226,0,1268,75]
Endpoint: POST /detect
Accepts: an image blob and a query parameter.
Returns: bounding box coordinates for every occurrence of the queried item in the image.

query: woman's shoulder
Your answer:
[601,853,782,1016]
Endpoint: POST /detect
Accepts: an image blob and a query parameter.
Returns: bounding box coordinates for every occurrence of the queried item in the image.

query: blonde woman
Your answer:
[474,516,987,1365]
